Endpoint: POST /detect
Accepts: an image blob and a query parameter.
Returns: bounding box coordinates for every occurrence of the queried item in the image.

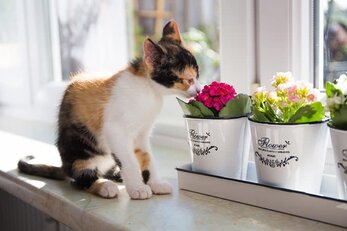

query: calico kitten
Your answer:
[18,20,200,199]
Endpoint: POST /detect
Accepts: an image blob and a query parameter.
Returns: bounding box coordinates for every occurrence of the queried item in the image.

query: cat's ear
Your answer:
[162,20,183,44]
[143,38,163,66]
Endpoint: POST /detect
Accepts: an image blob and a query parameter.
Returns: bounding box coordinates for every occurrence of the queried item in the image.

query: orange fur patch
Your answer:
[173,81,190,91]
[173,66,198,91]
[127,62,148,77]
[165,21,183,44]
[135,149,150,171]
[72,159,92,172]
[65,73,120,135]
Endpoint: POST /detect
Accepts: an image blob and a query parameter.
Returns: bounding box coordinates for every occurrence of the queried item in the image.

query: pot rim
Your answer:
[248,116,329,125]
[327,122,347,131]
[184,114,248,120]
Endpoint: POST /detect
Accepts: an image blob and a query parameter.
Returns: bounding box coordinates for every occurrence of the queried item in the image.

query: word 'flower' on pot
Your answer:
[251,72,325,123]
[177,81,251,118]
[326,74,347,130]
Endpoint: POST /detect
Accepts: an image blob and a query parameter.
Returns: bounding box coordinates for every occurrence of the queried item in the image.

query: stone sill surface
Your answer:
[0,117,346,231]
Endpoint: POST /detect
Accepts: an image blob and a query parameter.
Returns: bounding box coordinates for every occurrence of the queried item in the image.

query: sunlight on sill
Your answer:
[17,176,46,189]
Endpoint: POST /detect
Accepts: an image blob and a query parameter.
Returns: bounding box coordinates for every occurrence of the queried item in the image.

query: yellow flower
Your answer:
[271,72,293,88]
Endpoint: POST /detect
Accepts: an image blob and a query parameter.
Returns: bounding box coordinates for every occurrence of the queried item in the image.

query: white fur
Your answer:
[101,71,194,199]
[187,81,201,97]
[83,154,115,175]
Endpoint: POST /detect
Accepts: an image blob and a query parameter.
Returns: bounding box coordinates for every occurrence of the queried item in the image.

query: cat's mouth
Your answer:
[181,90,199,98]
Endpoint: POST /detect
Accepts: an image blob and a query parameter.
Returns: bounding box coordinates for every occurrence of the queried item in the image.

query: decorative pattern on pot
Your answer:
[326,74,347,199]
[250,72,328,194]
[177,82,251,179]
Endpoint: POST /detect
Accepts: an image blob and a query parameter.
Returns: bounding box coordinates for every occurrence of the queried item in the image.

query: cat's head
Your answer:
[143,20,201,98]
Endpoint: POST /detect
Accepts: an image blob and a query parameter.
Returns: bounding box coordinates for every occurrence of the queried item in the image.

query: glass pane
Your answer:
[0,0,20,71]
[131,0,220,84]
[56,0,128,80]
[323,0,347,83]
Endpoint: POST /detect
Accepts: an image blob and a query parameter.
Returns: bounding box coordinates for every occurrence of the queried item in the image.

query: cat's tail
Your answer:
[17,156,65,180]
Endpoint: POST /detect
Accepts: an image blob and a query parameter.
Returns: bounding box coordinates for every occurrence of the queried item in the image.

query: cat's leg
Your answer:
[135,132,172,195]
[72,159,119,199]
[104,127,152,199]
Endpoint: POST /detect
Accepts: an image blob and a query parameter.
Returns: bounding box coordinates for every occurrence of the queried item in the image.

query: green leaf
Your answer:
[190,101,215,117]
[331,105,347,129]
[326,81,337,98]
[264,101,282,122]
[219,94,251,117]
[288,102,325,123]
[176,98,203,117]
[251,106,271,122]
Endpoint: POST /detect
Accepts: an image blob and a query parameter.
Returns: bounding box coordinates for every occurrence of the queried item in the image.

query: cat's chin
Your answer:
[178,91,197,99]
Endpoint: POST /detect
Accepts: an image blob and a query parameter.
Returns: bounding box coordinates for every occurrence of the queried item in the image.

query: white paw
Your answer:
[148,181,172,195]
[127,184,152,200]
[98,181,119,198]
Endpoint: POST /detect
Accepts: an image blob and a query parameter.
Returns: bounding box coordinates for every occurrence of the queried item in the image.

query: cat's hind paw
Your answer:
[127,184,152,200]
[148,181,172,195]
[89,180,119,199]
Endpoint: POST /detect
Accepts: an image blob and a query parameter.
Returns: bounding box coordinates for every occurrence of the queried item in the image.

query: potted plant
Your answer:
[177,81,251,179]
[326,74,347,199]
[249,72,328,194]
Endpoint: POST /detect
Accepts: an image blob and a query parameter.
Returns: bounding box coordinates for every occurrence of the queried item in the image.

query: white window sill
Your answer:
[0,120,343,231]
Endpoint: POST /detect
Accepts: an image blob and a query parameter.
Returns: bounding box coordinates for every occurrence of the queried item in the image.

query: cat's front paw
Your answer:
[148,181,172,195]
[127,184,152,200]
[97,181,119,198]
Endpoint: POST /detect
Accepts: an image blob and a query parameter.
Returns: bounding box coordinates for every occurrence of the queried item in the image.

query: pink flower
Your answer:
[195,81,237,111]
[288,95,299,102]
[306,89,319,102]
[306,94,316,102]
[286,84,297,95]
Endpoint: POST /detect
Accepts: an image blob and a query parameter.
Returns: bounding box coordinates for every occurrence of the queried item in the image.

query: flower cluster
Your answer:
[326,74,347,129]
[177,81,251,118]
[252,72,324,123]
[195,81,236,111]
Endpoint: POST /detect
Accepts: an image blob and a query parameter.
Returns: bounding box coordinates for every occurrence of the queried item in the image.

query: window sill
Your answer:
[0,117,344,231]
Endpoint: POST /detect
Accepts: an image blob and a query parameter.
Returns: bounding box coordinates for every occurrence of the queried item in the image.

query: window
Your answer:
[320,0,347,86]
[0,0,315,138]
[0,0,31,105]
[54,0,128,81]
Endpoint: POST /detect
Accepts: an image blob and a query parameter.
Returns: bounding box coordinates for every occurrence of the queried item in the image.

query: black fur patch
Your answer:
[111,153,122,169]
[130,58,142,72]
[57,123,103,176]
[72,168,98,189]
[104,166,123,182]
[163,22,175,36]
[151,71,180,88]
[142,170,150,184]
[17,156,65,180]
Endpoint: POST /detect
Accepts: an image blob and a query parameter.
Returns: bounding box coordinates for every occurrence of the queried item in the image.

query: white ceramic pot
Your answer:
[329,125,347,199]
[249,118,329,194]
[185,116,250,179]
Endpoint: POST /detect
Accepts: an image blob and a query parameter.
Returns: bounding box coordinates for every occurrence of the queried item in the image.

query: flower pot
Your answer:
[249,118,329,194]
[328,125,347,199]
[184,115,250,179]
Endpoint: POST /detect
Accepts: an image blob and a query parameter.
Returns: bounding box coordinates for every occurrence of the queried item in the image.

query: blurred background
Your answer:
[324,0,347,83]
[0,0,347,133]
[0,0,221,131]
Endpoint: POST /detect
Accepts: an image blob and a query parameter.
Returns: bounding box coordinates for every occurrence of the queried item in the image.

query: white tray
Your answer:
[176,163,347,228]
